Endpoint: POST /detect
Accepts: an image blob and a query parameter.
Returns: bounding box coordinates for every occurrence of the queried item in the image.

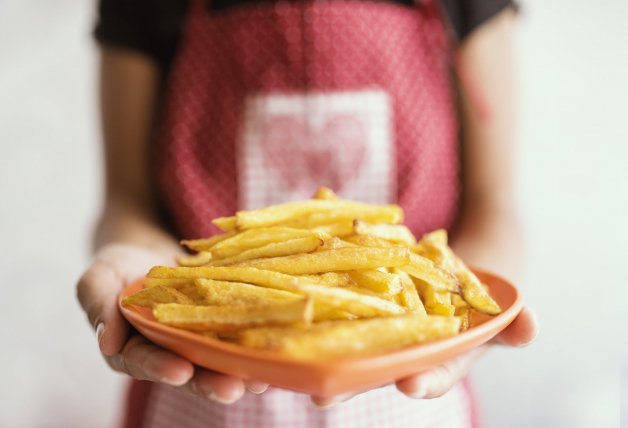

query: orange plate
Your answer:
[119,270,522,397]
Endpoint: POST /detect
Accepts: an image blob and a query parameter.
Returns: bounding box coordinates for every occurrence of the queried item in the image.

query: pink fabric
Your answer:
[156,0,459,239]
[123,380,478,428]
[129,1,471,426]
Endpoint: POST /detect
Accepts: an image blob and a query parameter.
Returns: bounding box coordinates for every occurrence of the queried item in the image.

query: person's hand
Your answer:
[311,306,538,407]
[76,243,268,403]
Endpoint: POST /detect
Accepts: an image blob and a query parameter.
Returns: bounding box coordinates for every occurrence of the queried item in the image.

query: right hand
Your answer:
[76,243,268,403]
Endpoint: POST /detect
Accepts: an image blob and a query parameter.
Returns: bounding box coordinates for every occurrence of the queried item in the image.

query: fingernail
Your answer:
[315,401,338,409]
[407,385,427,399]
[411,389,427,399]
[160,376,188,387]
[312,394,349,408]
[96,323,105,350]
[246,383,269,395]
[209,391,240,404]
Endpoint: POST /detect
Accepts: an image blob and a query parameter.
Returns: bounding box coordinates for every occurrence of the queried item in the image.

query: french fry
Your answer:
[290,283,404,317]
[181,231,237,252]
[310,221,355,237]
[177,283,209,303]
[147,266,299,290]
[401,253,459,293]
[212,216,238,231]
[344,234,394,248]
[295,272,355,287]
[285,207,403,231]
[176,251,213,267]
[196,279,354,321]
[416,229,501,315]
[317,236,354,251]
[451,293,468,310]
[208,236,324,267]
[353,221,417,245]
[126,191,507,360]
[348,269,402,295]
[239,314,461,359]
[153,299,313,332]
[394,270,427,315]
[236,247,411,274]
[122,285,194,308]
[210,227,321,258]
[311,306,357,321]
[312,186,338,200]
[413,279,455,316]
[340,284,395,300]
[456,269,502,315]
[233,200,403,230]
[196,278,300,306]
[452,294,470,331]
[144,278,194,289]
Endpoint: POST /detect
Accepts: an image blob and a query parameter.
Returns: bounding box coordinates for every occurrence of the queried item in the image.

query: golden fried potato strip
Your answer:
[239,314,460,359]
[353,221,417,245]
[144,278,194,289]
[291,283,404,317]
[210,227,322,258]
[348,269,402,295]
[212,216,238,232]
[147,266,299,289]
[400,253,459,293]
[416,229,501,315]
[311,186,338,200]
[294,272,355,287]
[153,299,313,332]
[208,236,324,267]
[122,285,194,308]
[394,270,427,316]
[180,231,237,252]
[232,200,403,230]
[195,279,300,306]
[413,279,455,316]
[235,247,411,274]
[176,251,213,267]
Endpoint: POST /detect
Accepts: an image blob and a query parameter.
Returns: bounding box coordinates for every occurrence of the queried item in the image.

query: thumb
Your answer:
[494,306,539,347]
[76,244,173,356]
[77,260,131,356]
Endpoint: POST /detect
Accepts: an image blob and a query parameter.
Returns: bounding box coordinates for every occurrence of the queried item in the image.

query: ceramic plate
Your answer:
[119,269,522,396]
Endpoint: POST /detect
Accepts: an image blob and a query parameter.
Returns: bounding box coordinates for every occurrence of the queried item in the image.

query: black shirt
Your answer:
[95,0,513,72]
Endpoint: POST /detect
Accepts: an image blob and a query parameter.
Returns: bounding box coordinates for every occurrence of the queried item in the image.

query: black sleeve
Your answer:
[441,0,516,41]
[94,0,187,70]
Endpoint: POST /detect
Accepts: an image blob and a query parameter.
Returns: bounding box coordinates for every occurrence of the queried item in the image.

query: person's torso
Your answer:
[156,0,460,242]
[140,2,468,426]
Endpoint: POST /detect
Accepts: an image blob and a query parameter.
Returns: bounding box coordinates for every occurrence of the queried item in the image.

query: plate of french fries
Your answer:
[120,187,523,397]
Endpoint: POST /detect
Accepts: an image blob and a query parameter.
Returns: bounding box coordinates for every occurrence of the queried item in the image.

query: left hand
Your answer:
[311,306,538,406]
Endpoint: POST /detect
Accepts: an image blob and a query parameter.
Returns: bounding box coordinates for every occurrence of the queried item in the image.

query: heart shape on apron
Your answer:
[260,114,368,192]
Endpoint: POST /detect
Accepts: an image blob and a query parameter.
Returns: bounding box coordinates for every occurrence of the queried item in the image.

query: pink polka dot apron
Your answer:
[126,1,477,427]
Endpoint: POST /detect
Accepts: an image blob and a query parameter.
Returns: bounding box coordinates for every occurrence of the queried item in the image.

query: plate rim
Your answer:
[118,269,523,372]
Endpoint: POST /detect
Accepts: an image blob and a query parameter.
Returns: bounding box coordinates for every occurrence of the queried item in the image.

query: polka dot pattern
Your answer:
[156,0,459,240]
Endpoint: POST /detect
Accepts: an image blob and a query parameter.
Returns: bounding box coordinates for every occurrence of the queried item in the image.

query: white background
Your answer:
[0,1,625,427]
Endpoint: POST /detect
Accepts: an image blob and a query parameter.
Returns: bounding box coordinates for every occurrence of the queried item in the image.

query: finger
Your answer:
[244,380,269,394]
[311,392,356,408]
[494,306,539,347]
[106,335,194,386]
[77,262,131,356]
[396,346,487,399]
[191,368,246,404]
[77,244,175,356]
